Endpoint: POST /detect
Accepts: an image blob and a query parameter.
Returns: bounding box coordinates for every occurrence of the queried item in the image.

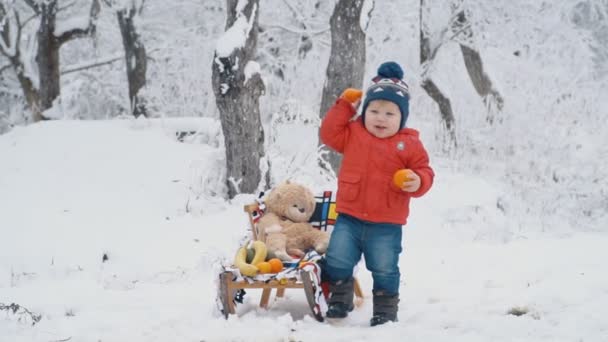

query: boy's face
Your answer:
[363,99,402,139]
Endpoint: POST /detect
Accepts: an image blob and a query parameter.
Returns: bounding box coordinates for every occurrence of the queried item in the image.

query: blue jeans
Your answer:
[324,214,403,295]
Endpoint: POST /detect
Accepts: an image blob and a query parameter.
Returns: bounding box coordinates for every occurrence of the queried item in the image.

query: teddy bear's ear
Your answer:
[267,188,281,204]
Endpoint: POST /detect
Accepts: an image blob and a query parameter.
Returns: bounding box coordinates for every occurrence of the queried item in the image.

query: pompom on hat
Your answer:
[361,61,410,129]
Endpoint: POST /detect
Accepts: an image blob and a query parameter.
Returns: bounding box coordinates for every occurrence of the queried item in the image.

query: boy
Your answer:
[320,61,434,326]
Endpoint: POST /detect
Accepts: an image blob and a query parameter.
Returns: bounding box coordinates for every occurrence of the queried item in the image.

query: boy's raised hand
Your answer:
[341,88,363,109]
[393,169,421,193]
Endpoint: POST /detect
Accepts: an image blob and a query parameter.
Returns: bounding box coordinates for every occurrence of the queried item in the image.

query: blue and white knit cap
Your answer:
[361,62,410,129]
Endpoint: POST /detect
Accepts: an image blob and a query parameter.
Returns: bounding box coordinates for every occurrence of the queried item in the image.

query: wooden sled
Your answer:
[218,192,364,322]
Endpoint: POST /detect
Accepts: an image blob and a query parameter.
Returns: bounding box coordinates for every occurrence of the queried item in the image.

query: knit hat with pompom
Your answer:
[361,62,410,129]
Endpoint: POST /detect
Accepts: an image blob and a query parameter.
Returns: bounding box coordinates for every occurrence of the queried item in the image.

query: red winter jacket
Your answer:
[320,99,434,225]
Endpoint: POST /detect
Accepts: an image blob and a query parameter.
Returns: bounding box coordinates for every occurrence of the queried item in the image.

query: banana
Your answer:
[250,240,268,266]
[234,246,258,277]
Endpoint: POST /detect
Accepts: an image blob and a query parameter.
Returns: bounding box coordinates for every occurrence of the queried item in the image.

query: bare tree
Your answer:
[419,0,504,141]
[212,0,266,199]
[24,0,100,121]
[0,2,40,119]
[103,0,147,117]
[319,0,371,172]
[420,0,456,140]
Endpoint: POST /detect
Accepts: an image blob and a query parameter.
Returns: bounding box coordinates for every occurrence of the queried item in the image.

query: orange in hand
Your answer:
[341,88,363,103]
[393,169,413,188]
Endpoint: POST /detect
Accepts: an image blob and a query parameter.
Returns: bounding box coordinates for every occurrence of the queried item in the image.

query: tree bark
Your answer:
[36,1,60,117]
[319,0,368,173]
[117,6,147,117]
[212,0,266,199]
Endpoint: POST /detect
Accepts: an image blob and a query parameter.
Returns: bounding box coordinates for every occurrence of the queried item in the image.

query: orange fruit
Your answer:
[393,169,413,188]
[342,88,363,103]
[256,262,272,274]
[267,258,284,273]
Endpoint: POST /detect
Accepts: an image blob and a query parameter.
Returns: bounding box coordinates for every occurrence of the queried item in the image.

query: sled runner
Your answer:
[217,191,363,322]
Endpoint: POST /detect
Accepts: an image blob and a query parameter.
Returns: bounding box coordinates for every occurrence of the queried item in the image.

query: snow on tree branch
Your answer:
[215,2,257,58]
[0,302,42,326]
[243,60,260,84]
[55,0,100,46]
[0,2,20,58]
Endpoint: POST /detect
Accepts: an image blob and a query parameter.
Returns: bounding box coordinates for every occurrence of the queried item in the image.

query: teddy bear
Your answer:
[256,181,330,261]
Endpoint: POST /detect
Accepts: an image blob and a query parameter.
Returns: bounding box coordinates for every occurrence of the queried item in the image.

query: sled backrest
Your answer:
[244,190,338,241]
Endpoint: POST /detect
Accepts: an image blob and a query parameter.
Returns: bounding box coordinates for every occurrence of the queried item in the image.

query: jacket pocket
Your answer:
[338,173,361,201]
[387,182,409,209]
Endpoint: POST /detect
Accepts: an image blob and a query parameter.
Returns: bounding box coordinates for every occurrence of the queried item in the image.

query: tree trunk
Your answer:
[36,1,60,119]
[35,0,99,120]
[212,0,265,199]
[319,0,368,173]
[420,79,455,133]
[454,9,504,123]
[117,6,147,117]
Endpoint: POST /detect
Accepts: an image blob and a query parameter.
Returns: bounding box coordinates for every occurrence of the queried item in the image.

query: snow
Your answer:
[360,0,374,32]
[1,120,607,341]
[54,16,90,38]
[215,4,258,58]
[244,60,261,84]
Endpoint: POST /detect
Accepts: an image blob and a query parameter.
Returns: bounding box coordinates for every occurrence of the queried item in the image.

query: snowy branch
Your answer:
[22,0,40,14]
[0,61,9,71]
[0,302,42,326]
[56,0,100,46]
[0,4,21,59]
[280,0,307,30]
[60,53,124,75]
[61,47,159,75]
[263,24,328,36]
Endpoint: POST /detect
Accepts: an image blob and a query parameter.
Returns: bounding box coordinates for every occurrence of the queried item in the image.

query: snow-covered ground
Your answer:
[1,120,607,342]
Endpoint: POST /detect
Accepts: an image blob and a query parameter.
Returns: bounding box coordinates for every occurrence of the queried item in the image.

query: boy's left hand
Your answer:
[400,171,421,193]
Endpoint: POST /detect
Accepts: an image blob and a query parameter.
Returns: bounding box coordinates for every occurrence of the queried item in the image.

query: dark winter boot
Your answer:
[370,291,399,326]
[326,278,355,318]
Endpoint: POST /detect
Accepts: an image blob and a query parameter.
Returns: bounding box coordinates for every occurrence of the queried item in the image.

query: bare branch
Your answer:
[262,24,328,36]
[0,302,42,326]
[61,47,158,75]
[138,0,146,15]
[19,13,38,29]
[57,0,78,13]
[61,54,123,75]
[0,63,11,74]
[0,3,21,59]
[56,0,100,46]
[23,0,41,14]
[50,337,72,342]
[281,0,307,30]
